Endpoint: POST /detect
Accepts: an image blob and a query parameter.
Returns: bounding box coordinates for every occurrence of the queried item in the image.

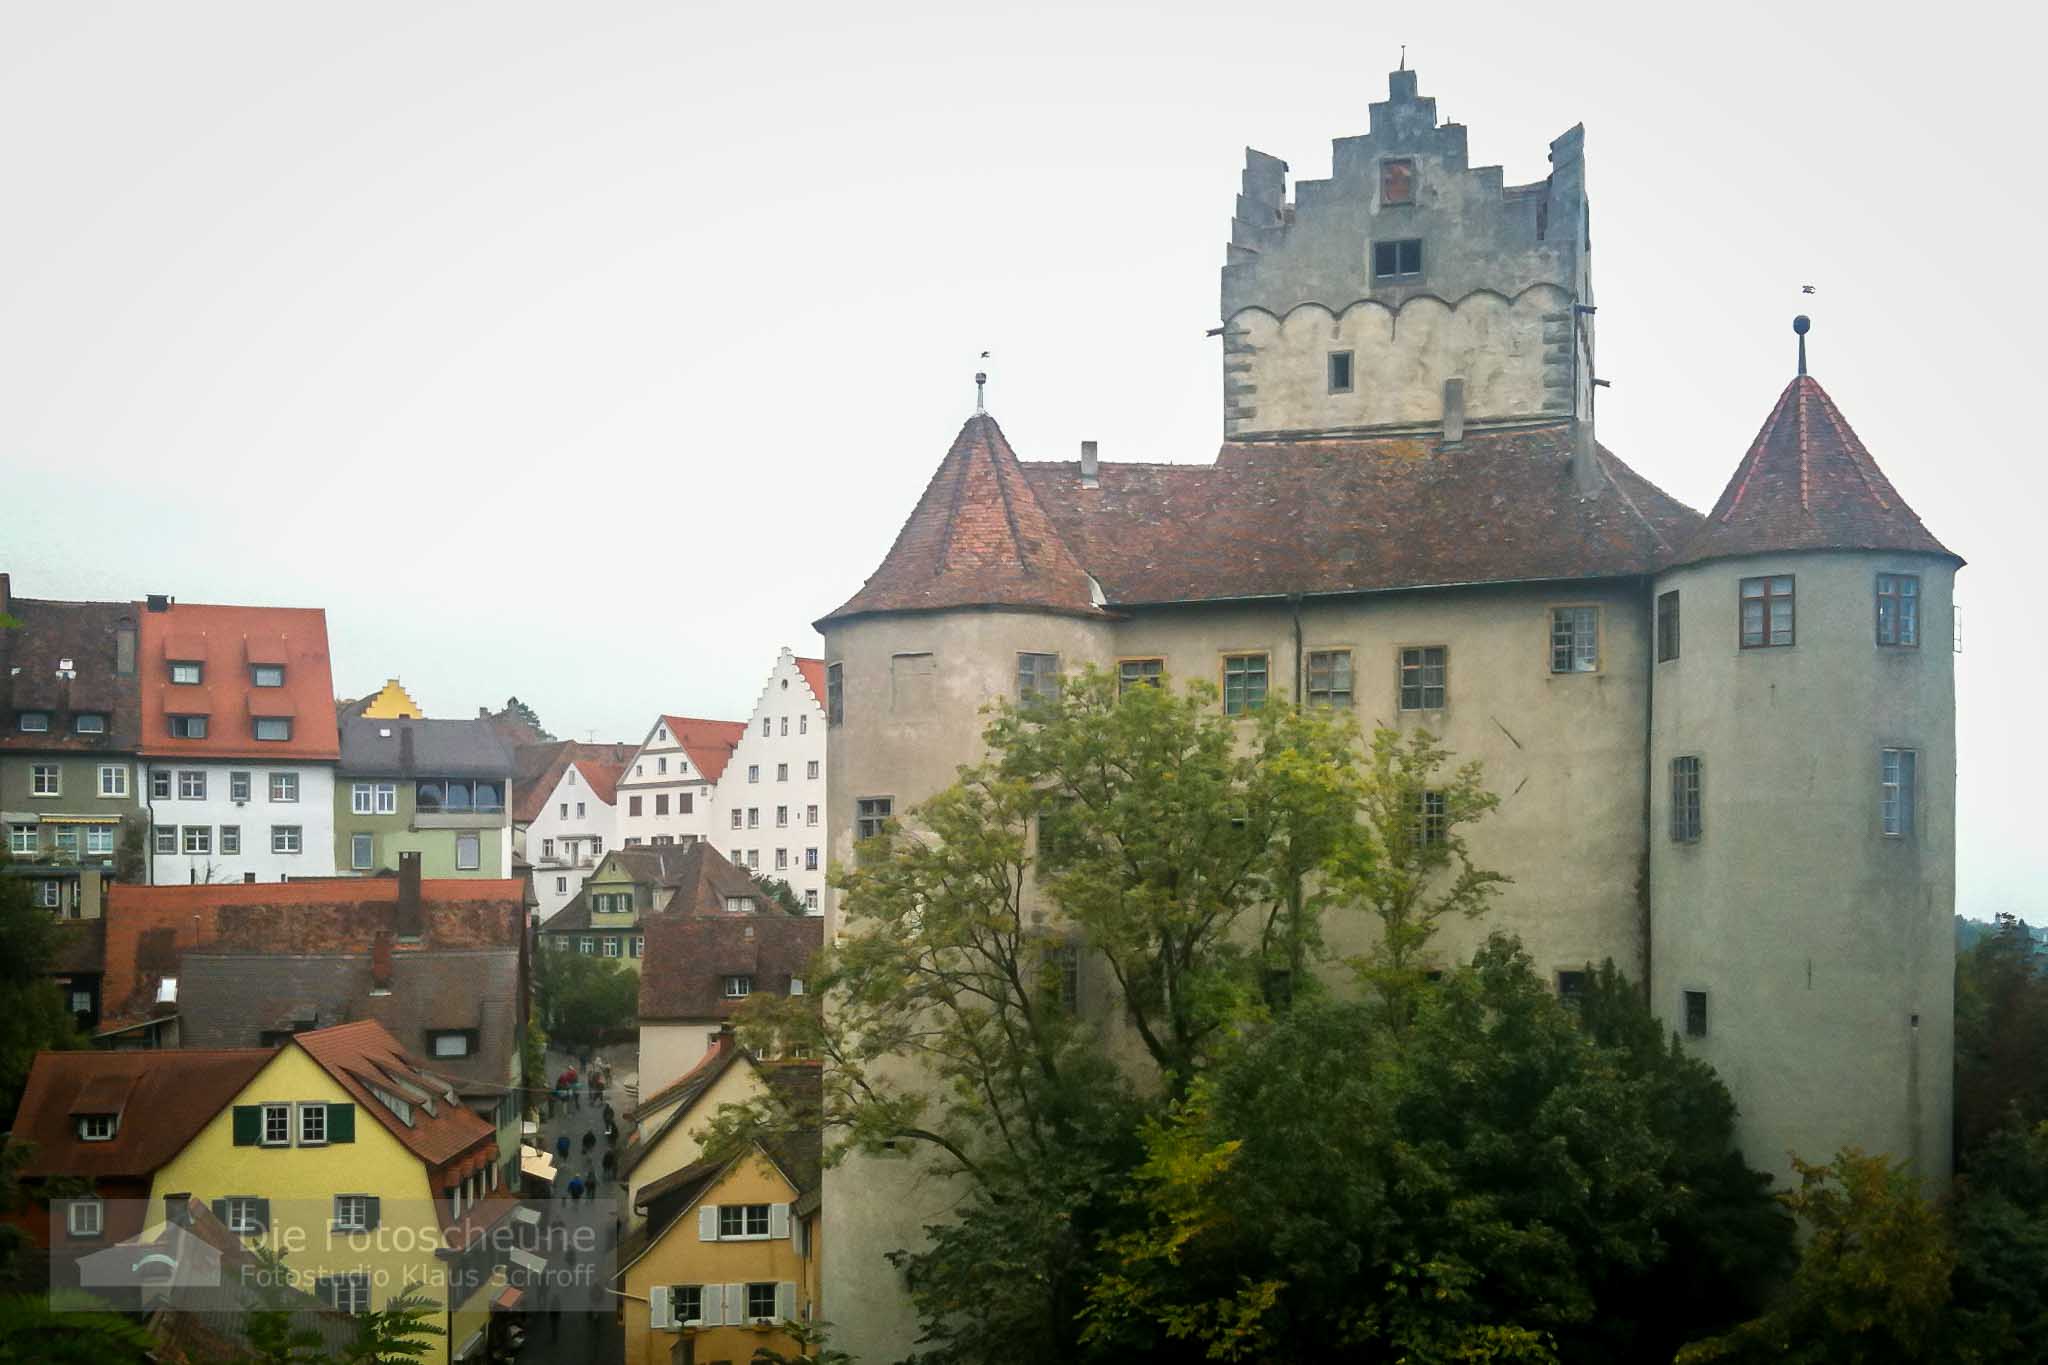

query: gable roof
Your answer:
[793,657,828,708]
[98,878,527,1035]
[290,1019,497,1167]
[617,1036,756,1179]
[570,758,623,806]
[1671,375,1958,569]
[337,714,514,779]
[135,601,340,760]
[511,740,635,825]
[9,1048,271,1179]
[0,590,143,753]
[822,413,1106,623]
[655,716,748,783]
[638,913,821,1022]
[537,843,765,935]
[619,1109,823,1275]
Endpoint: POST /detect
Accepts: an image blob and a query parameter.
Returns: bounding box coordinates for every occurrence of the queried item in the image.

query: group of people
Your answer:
[549,1058,611,1116]
[552,1055,619,1204]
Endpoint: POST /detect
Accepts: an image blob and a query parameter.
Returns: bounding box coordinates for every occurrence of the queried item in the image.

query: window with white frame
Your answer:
[269,772,298,802]
[352,783,374,815]
[775,848,788,871]
[85,824,116,855]
[182,826,211,855]
[167,715,207,738]
[806,804,819,826]
[7,825,34,855]
[99,765,128,797]
[66,1198,103,1238]
[32,765,60,797]
[578,937,594,954]
[300,1102,327,1145]
[1881,748,1917,838]
[333,1195,370,1232]
[177,770,205,799]
[806,760,819,780]
[1670,757,1703,843]
[805,847,819,871]
[73,713,107,734]
[253,718,291,742]
[718,1203,771,1238]
[375,783,396,814]
[671,1285,704,1325]
[776,805,788,828]
[455,834,480,871]
[261,1103,291,1145]
[154,826,177,854]
[224,1198,265,1234]
[230,771,251,802]
[271,825,302,854]
[33,880,61,909]
[803,889,818,911]
[724,975,753,998]
[747,808,759,829]
[79,1113,117,1141]
[1877,574,1920,647]
[324,1272,371,1314]
[1550,607,1599,673]
[777,763,789,782]
[730,809,743,830]
[252,664,284,687]
[351,834,373,870]
[18,712,49,732]
[152,770,173,799]
[748,765,760,784]
[220,825,240,855]
[170,661,202,684]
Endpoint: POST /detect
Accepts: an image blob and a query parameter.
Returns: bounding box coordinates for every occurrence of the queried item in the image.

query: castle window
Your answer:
[1684,990,1709,1038]
[856,797,893,842]
[1739,575,1795,649]
[1372,238,1423,281]
[1327,350,1354,394]
[1118,658,1165,694]
[1306,650,1353,708]
[1555,970,1589,1008]
[1408,789,1447,850]
[1222,654,1269,715]
[1017,652,1062,702]
[1398,646,1447,710]
[1657,591,1680,662]
[1380,157,1416,206]
[1876,574,1919,647]
[826,663,844,724]
[1880,748,1916,838]
[1549,607,1599,673]
[1670,757,1702,842]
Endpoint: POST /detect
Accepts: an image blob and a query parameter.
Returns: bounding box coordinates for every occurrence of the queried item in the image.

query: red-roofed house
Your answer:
[614,714,745,849]
[705,648,828,913]
[135,597,341,883]
[144,1018,518,1362]
[523,749,628,922]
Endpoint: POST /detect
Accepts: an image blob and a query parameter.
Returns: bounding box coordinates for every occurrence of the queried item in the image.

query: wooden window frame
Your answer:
[1548,606,1601,674]
[1669,756,1702,843]
[1305,648,1355,709]
[1876,573,1920,648]
[1372,237,1424,281]
[1117,657,1165,694]
[1739,575,1796,649]
[1220,652,1270,716]
[1327,350,1354,394]
[1880,747,1917,838]
[1656,590,1680,663]
[1396,645,1447,711]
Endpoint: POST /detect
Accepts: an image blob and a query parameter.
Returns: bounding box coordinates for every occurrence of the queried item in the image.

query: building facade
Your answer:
[814,68,1960,1358]
[615,715,744,849]
[524,756,619,920]
[136,598,341,882]
[708,649,829,912]
[333,706,515,878]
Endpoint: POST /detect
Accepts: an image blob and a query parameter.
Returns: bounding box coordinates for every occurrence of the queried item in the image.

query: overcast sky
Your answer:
[2,0,2038,918]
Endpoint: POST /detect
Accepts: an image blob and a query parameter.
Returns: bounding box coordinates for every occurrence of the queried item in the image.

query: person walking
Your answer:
[555,1133,570,1164]
[568,1174,583,1202]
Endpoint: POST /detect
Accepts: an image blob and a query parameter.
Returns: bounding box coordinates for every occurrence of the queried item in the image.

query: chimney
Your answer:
[1572,418,1604,496]
[371,930,394,992]
[0,572,9,619]
[396,851,423,940]
[146,594,172,613]
[1079,440,1099,489]
[1441,378,1466,446]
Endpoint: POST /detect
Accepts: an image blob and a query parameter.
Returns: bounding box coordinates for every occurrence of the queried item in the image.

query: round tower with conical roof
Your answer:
[1649,331,1961,1182]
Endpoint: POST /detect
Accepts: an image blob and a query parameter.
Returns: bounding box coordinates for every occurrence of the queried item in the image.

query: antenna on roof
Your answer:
[1793,314,1811,377]
[1399,44,1407,71]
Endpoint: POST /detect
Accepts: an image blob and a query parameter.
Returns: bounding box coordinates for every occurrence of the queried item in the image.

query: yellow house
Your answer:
[619,1033,773,1226]
[616,1132,822,1365]
[358,679,426,719]
[147,1019,518,1363]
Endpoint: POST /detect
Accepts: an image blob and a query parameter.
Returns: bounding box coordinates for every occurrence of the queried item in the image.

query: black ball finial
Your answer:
[1793,315,1811,335]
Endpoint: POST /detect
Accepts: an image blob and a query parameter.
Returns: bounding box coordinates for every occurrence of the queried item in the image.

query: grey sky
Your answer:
[2,0,2039,919]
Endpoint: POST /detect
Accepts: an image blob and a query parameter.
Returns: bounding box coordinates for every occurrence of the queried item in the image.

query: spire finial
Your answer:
[1793,314,1810,377]
[975,350,990,412]
[1399,44,1407,71]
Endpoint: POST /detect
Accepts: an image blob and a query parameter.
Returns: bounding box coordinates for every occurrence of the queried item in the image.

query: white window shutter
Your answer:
[698,1204,718,1241]
[770,1202,791,1240]
[699,1284,723,1327]
[648,1286,672,1331]
[776,1281,797,1322]
[726,1282,747,1321]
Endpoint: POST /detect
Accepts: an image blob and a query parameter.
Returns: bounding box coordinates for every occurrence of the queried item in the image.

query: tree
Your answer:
[0,855,84,1124]
[532,947,637,1053]
[520,1019,549,1121]
[113,815,146,885]
[1955,913,2048,1161]
[753,876,805,915]
[0,1293,154,1364]
[498,696,554,742]
[1949,1120,2048,1361]
[1677,1150,1957,1365]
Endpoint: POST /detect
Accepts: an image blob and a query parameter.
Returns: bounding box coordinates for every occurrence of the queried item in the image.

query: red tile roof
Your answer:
[638,913,821,1022]
[571,759,624,807]
[98,879,527,1034]
[9,1049,271,1179]
[793,658,828,709]
[1672,375,1958,568]
[658,716,748,783]
[511,740,636,825]
[821,414,1107,623]
[135,602,340,760]
[291,1019,498,1168]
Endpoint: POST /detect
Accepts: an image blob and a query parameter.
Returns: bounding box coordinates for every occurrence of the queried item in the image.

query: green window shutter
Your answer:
[210,1198,229,1226]
[253,1198,271,1232]
[364,1195,380,1231]
[231,1106,261,1146]
[327,1104,355,1143]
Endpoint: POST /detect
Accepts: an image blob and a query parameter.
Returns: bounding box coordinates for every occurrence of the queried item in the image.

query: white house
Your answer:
[709,650,828,914]
[615,715,743,849]
[524,756,622,923]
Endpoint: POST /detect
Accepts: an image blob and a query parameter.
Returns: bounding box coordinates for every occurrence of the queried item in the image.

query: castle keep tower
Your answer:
[1650,331,1960,1182]
[1222,69,1592,440]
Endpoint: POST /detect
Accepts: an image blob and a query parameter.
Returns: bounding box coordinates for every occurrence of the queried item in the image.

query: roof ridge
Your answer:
[1808,379,1893,511]
[1720,379,1797,524]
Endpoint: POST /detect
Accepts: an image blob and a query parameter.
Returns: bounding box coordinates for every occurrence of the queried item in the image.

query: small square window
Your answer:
[152,770,173,799]
[333,1194,370,1232]
[252,665,285,687]
[261,1103,292,1146]
[66,1199,103,1238]
[1684,989,1708,1038]
[182,825,212,855]
[170,661,202,685]
[1398,646,1447,710]
[79,1113,117,1141]
[271,825,302,854]
[1556,970,1589,1007]
[154,826,178,854]
[179,770,206,800]
[1657,590,1681,663]
[6,824,36,855]
[269,772,298,802]
[1327,350,1354,394]
[253,717,291,742]
[1372,238,1423,280]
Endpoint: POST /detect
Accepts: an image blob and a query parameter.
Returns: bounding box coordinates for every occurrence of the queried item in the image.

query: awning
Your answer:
[452,1329,484,1361]
[509,1249,548,1276]
[519,1149,556,1183]
[511,1205,542,1228]
[35,814,119,825]
[492,1286,524,1312]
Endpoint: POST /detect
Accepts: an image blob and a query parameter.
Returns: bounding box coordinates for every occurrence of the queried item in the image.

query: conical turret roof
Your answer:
[1672,375,1957,569]
[820,413,1103,625]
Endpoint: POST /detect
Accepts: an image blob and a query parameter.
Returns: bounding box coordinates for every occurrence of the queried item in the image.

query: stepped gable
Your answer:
[1672,375,1957,569]
[821,413,1104,625]
[1017,423,1700,606]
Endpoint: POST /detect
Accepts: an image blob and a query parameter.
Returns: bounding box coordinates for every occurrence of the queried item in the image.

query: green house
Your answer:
[332,706,514,878]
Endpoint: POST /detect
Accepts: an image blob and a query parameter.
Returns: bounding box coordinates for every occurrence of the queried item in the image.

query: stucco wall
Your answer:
[625,1061,768,1223]
[710,651,828,911]
[146,761,337,882]
[525,763,615,921]
[1650,551,1957,1184]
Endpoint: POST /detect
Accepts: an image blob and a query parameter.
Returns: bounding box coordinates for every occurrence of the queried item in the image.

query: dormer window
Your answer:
[724,896,755,914]
[73,714,106,735]
[17,712,49,733]
[253,718,292,742]
[170,661,202,684]
[429,1030,475,1058]
[252,665,285,687]
[724,975,753,998]
[1372,238,1423,281]
[168,715,207,739]
[1380,157,1416,206]
[78,1114,117,1141]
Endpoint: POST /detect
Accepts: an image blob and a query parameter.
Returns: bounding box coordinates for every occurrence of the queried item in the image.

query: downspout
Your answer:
[145,765,157,886]
[1288,593,1304,703]
[1640,580,1655,991]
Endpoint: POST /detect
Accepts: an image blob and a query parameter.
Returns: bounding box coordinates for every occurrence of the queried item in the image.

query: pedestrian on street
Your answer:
[601,1149,616,1178]
[581,1129,596,1156]
[568,1175,583,1202]
[555,1134,570,1163]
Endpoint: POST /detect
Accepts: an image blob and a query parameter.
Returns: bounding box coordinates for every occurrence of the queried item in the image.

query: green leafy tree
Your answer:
[335,1288,443,1363]
[750,1319,857,1363]
[533,946,637,1053]
[753,876,806,915]
[1955,913,2048,1161]
[498,696,555,742]
[0,855,84,1123]
[113,815,147,885]
[1677,1150,1957,1365]
[1949,1120,2048,1361]
[520,1019,549,1121]
[0,1293,154,1364]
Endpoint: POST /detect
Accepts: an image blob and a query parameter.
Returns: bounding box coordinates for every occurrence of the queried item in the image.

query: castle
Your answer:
[814,68,1959,1359]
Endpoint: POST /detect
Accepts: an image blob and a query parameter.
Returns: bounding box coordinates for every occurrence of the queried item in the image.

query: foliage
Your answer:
[521,1018,549,1120]
[333,1288,444,1363]
[750,1318,857,1363]
[0,1293,154,1364]
[532,944,637,1051]
[1677,1150,1956,1365]
[1955,912,2048,1160]
[754,875,806,915]
[0,854,85,1123]
[498,696,555,742]
[114,815,147,885]
[240,1248,443,1364]
[1949,1120,2048,1361]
